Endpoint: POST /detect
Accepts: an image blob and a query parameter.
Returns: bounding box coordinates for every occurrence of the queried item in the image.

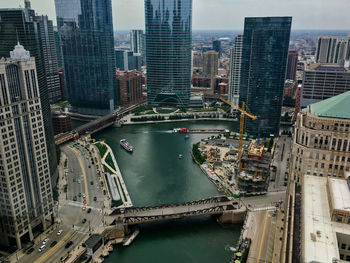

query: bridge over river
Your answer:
[111,196,246,226]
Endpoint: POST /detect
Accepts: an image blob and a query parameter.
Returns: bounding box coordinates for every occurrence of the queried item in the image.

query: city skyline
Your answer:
[1,0,350,31]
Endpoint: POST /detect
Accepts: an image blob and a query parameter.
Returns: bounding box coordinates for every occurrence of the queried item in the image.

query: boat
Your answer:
[120,139,133,152]
[185,135,190,139]
[178,154,183,159]
[173,128,189,133]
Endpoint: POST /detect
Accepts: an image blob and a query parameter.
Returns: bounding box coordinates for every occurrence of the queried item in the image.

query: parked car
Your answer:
[78,193,82,197]
[57,229,63,236]
[26,248,34,254]
[38,245,46,252]
[82,218,87,224]
[82,194,86,199]
[90,181,94,185]
[73,196,77,201]
[93,196,97,202]
[42,238,49,245]
[65,241,73,249]
[50,241,57,248]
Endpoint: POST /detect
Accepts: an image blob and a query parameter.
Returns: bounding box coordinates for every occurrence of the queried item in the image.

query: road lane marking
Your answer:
[35,230,75,263]
[257,211,269,263]
[69,147,90,205]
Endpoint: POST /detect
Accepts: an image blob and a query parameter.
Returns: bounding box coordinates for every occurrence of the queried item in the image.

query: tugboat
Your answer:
[120,139,133,152]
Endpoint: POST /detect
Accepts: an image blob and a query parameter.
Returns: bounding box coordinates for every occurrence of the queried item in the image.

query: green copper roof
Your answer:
[308,91,350,119]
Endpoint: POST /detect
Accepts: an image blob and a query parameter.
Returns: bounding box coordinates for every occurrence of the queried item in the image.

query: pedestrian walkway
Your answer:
[95,141,133,207]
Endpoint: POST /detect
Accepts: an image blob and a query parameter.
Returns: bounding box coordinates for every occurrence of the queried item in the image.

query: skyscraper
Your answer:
[316,36,350,65]
[228,34,243,106]
[212,39,221,57]
[35,15,62,104]
[0,7,58,182]
[0,44,53,249]
[203,50,219,77]
[130,29,144,54]
[55,0,116,115]
[145,0,192,107]
[239,17,292,135]
[286,50,298,80]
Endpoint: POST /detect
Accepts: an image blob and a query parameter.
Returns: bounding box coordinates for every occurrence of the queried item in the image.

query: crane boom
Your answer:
[219,97,258,158]
[219,97,258,120]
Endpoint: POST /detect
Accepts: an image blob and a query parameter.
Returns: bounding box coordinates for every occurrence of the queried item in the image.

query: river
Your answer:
[91,120,241,263]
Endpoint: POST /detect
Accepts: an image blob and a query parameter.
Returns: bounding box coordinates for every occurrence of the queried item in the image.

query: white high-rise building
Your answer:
[316,35,350,65]
[228,34,243,106]
[0,44,53,249]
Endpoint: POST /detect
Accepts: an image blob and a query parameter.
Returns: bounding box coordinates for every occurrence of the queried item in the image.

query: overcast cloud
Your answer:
[1,0,349,31]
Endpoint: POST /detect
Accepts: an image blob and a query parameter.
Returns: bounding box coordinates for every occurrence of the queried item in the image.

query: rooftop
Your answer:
[83,234,103,249]
[328,178,350,214]
[306,91,350,119]
[307,63,349,72]
[303,175,350,262]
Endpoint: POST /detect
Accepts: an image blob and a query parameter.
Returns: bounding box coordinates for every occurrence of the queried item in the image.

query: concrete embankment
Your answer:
[120,118,238,126]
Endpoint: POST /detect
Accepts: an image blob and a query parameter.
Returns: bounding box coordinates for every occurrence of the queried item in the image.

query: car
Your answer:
[93,196,97,202]
[82,194,86,198]
[73,178,76,182]
[83,200,87,204]
[42,238,49,245]
[82,218,87,224]
[77,179,81,184]
[38,245,46,252]
[87,208,91,213]
[82,205,86,211]
[78,193,82,197]
[73,196,77,201]
[65,241,73,249]
[57,229,63,236]
[26,248,34,254]
[88,165,91,168]
[50,241,57,248]
[90,181,94,185]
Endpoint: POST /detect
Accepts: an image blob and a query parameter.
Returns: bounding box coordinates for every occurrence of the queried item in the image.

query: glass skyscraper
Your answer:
[239,17,292,135]
[145,0,192,107]
[54,0,116,115]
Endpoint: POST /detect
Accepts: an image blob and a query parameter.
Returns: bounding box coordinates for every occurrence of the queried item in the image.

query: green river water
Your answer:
[91,121,241,263]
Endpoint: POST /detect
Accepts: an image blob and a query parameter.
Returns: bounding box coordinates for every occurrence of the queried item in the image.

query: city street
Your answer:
[269,135,292,191]
[19,142,106,263]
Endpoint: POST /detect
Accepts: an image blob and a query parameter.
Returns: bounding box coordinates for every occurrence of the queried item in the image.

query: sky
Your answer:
[1,0,349,31]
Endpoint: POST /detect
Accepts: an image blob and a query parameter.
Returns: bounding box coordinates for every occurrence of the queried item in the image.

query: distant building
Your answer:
[286,50,298,80]
[291,91,350,183]
[228,34,243,106]
[316,36,350,65]
[0,6,58,182]
[239,17,292,135]
[145,0,192,107]
[212,40,221,57]
[55,0,116,115]
[52,113,72,135]
[130,29,145,64]
[300,63,350,108]
[115,50,141,72]
[203,50,219,77]
[116,71,143,107]
[0,44,54,249]
[218,82,228,95]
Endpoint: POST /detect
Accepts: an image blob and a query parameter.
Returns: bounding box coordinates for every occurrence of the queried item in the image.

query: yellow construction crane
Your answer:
[220,97,257,157]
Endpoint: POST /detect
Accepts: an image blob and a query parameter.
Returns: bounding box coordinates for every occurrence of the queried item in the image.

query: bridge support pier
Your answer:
[218,209,246,224]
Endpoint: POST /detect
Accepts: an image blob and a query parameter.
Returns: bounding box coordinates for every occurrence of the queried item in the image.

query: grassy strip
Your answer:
[192,143,206,164]
[95,143,107,157]
[105,153,116,171]
[156,109,175,114]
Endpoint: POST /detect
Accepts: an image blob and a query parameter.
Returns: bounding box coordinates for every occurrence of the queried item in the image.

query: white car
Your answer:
[38,245,46,252]
[82,194,86,199]
[57,230,63,236]
[42,238,49,245]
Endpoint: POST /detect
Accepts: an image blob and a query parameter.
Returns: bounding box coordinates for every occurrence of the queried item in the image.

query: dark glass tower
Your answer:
[239,17,292,136]
[0,8,58,182]
[54,0,116,115]
[145,0,192,107]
